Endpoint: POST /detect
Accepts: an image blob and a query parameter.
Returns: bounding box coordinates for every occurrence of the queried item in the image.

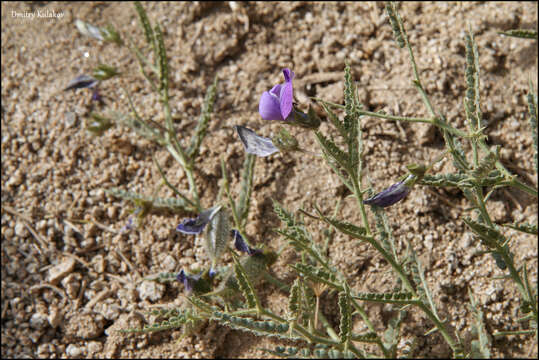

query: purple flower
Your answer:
[232,230,261,256]
[259,68,295,121]
[64,75,99,91]
[176,206,222,235]
[176,269,202,293]
[363,178,411,207]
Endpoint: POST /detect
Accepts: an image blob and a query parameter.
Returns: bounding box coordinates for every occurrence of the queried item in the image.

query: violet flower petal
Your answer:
[176,206,222,235]
[176,269,203,293]
[235,125,279,157]
[279,68,295,120]
[64,75,98,91]
[259,89,283,121]
[232,230,261,256]
[363,181,411,208]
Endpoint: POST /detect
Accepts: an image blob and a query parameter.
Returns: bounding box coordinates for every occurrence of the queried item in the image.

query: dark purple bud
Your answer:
[209,268,217,278]
[176,269,202,293]
[232,230,261,256]
[176,206,222,235]
[91,87,102,102]
[363,180,411,207]
[120,217,134,233]
[64,75,99,91]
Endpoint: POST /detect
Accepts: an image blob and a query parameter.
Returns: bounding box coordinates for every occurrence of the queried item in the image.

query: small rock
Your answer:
[137,281,165,302]
[66,344,82,358]
[14,222,29,238]
[48,258,76,285]
[87,341,103,355]
[64,312,106,340]
[161,254,177,272]
[65,112,77,128]
[48,305,62,328]
[417,123,436,145]
[30,312,48,330]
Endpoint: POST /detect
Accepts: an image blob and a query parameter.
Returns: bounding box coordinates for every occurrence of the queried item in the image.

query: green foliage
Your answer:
[503,222,538,235]
[498,29,538,39]
[75,3,538,357]
[338,285,351,344]
[233,254,260,309]
[528,84,538,173]
[468,288,492,358]
[104,187,193,215]
[86,112,113,136]
[385,2,405,48]
[237,153,256,228]
[187,76,219,159]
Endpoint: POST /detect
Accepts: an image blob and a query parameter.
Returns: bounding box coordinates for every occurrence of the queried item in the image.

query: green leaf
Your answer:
[502,222,538,235]
[470,146,499,179]
[204,206,230,266]
[462,217,505,248]
[468,288,492,358]
[464,30,484,130]
[314,206,370,241]
[382,310,406,357]
[527,83,538,173]
[443,130,470,172]
[385,2,405,48]
[154,24,169,94]
[498,29,538,39]
[93,64,120,80]
[238,153,256,227]
[134,2,155,46]
[212,311,295,340]
[86,112,113,136]
[318,99,347,137]
[315,131,351,172]
[353,291,416,304]
[288,279,301,317]
[105,188,193,215]
[338,284,351,343]
[187,76,219,159]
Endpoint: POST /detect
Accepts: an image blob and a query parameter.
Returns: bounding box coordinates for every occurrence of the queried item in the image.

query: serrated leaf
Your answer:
[154,24,168,94]
[463,217,505,247]
[443,130,470,172]
[385,2,405,48]
[527,84,538,173]
[503,222,538,235]
[314,206,370,241]
[187,76,218,159]
[498,29,538,39]
[353,291,416,304]
[134,2,155,47]
[315,131,351,172]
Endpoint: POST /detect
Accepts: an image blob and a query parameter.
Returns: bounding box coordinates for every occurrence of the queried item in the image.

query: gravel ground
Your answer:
[1,2,537,358]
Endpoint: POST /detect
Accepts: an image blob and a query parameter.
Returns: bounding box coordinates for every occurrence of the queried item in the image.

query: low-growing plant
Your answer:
[67,2,537,358]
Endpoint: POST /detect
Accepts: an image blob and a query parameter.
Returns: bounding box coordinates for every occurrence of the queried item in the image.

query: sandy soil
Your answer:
[1,2,537,358]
